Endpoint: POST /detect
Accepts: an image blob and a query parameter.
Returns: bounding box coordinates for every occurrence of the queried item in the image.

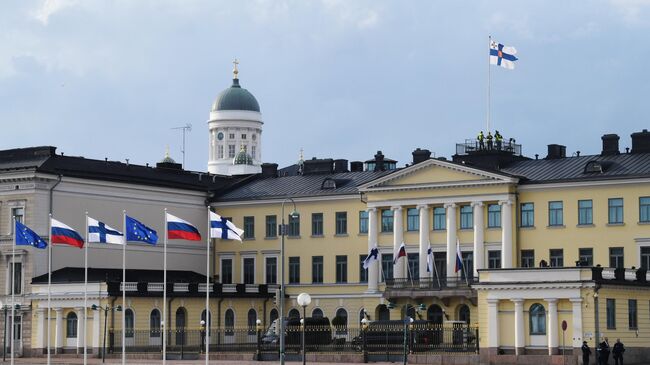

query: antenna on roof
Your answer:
[171,123,192,169]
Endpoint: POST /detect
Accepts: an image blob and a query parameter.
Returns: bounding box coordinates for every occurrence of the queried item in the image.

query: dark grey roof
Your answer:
[502,152,650,183]
[216,169,396,201]
[32,267,205,284]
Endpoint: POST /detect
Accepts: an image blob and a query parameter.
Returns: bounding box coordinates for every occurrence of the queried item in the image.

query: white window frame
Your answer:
[263,255,279,285]
[220,255,234,284]
[241,255,256,284]
[8,202,26,235]
[636,239,650,269]
[6,254,23,295]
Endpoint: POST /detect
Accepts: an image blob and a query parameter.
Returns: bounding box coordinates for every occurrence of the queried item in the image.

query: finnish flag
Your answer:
[363,246,379,270]
[490,40,518,70]
[88,217,124,245]
[210,211,244,241]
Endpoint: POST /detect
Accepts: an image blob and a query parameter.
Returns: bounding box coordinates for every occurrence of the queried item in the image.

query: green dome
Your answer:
[233,148,254,165]
[211,79,260,112]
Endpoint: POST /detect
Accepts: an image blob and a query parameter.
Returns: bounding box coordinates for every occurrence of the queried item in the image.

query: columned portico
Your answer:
[487,299,499,353]
[570,298,583,352]
[500,200,514,268]
[418,204,429,282]
[35,308,45,352]
[546,298,559,355]
[512,298,525,355]
[472,201,484,276]
[392,206,405,280]
[445,203,457,283]
[367,208,379,293]
[54,307,63,353]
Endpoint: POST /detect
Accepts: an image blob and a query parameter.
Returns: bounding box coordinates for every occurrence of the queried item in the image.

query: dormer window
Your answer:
[584,161,604,173]
[321,178,337,189]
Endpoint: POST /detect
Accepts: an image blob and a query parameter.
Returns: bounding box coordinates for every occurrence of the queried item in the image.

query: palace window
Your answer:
[381,209,393,232]
[488,250,501,269]
[578,200,593,225]
[548,201,563,226]
[265,215,277,238]
[381,254,393,281]
[359,211,368,234]
[265,257,277,284]
[549,249,564,267]
[407,253,419,280]
[629,299,638,330]
[125,309,134,338]
[608,198,624,224]
[529,304,546,335]
[579,248,593,266]
[609,247,624,268]
[433,207,446,230]
[288,215,300,236]
[336,255,347,283]
[243,258,255,284]
[521,250,534,268]
[640,197,650,223]
[8,261,21,295]
[641,247,650,270]
[221,259,232,284]
[520,203,534,227]
[407,208,419,231]
[312,256,323,284]
[335,212,348,235]
[150,309,161,337]
[289,257,300,284]
[311,213,323,236]
[460,205,473,229]
[606,299,616,329]
[243,216,254,239]
[487,204,501,228]
[66,312,78,338]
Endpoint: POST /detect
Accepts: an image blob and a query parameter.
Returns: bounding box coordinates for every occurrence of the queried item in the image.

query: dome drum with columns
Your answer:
[208,60,263,176]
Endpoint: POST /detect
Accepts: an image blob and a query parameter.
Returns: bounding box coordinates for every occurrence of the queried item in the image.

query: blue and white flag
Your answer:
[363,246,379,269]
[210,211,243,241]
[88,217,124,245]
[490,40,518,70]
[426,244,434,273]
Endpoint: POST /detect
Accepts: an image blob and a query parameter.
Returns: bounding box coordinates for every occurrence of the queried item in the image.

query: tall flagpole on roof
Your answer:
[47,213,52,365]
[487,35,492,133]
[205,207,210,365]
[11,216,15,365]
[122,210,126,365]
[83,213,88,365]
[163,208,167,365]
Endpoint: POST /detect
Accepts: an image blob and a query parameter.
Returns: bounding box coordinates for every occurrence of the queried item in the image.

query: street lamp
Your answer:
[360,318,370,363]
[91,304,122,363]
[297,293,311,365]
[200,320,206,354]
[255,319,263,360]
[387,302,425,365]
[280,197,299,365]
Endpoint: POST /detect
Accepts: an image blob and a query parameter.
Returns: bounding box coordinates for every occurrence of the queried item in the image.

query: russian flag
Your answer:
[393,242,407,264]
[166,213,201,241]
[455,240,463,273]
[51,218,85,248]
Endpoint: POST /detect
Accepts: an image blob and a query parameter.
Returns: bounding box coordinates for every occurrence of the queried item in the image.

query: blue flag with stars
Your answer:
[125,215,158,245]
[15,221,47,249]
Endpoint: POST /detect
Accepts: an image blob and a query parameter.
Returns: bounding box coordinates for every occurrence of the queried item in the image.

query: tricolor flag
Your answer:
[88,217,124,244]
[15,221,47,249]
[454,240,463,273]
[426,244,434,273]
[209,211,243,241]
[51,218,85,248]
[363,246,379,270]
[490,40,518,70]
[167,213,201,241]
[393,242,406,265]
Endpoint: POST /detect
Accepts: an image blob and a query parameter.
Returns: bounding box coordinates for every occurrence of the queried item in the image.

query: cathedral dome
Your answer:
[233,148,254,165]
[211,78,260,113]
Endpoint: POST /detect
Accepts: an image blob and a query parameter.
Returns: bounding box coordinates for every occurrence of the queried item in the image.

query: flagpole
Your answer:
[47,213,52,365]
[205,207,210,365]
[487,35,492,133]
[122,210,126,365]
[163,208,167,365]
[11,216,15,365]
[404,249,414,288]
[83,212,88,365]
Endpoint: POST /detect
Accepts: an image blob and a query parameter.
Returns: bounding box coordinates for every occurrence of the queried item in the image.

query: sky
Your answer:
[2,0,650,172]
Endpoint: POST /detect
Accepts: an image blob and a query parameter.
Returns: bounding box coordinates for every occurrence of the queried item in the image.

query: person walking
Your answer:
[582,341,592,365]
[612,338,625,365]
[599,337,610,365]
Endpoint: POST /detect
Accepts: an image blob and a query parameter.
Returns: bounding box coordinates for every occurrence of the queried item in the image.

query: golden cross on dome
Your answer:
[232,58,239,79]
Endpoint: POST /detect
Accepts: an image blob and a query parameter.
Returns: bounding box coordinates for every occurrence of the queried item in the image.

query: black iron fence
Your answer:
[107,324,478,357]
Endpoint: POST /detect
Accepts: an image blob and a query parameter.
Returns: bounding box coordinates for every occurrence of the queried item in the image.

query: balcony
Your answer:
[456,138,522,156]
[107,281,277,299]
[383,278,477,304]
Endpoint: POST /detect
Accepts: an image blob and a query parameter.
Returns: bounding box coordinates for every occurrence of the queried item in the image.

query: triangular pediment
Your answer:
[358,159,517,192]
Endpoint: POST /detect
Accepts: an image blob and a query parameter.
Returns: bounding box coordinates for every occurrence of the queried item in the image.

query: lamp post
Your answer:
[200,320,206,354]
[91,304,122,363]
[255,319,263,360]
[360,318,369,363]
[280,198,299,365]
[297,293,311,365]
[387,302,425,365]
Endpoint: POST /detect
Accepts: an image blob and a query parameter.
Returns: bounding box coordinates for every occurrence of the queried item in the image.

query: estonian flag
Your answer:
[15,221,47,249]
[51,218,85,248]
[88,217,124,245]
[209,211,243,241]
[166,213,201,241]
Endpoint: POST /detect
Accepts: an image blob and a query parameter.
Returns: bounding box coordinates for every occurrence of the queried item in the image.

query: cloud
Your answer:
[321,0,382,29]
[610,0,650,26]
[32,0,78,25]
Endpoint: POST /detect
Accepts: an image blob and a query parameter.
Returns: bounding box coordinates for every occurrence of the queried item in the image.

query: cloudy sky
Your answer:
[2,0,650,171]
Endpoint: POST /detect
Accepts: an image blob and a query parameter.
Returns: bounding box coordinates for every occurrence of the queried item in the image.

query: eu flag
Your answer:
[15,221,47,249]
[125,216,158,245]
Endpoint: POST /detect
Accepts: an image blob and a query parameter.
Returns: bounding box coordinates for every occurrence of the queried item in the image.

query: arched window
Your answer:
[406,305,416,320]
[359,308,368,324]
[334,308,348,334]
[288,308,300,319]
[529,304,546,335]
[270,309,278,324]
[427,304,443,325]
[175,307,187,345]
[376,305,389,321]
[201,309,212,329]
[312,308,324,319]
[150,309,161,337]
[247,309,257,334]
[458,305,470,324]
[125,309,134,338]
[66,312,78,338]
[225,309,235,335]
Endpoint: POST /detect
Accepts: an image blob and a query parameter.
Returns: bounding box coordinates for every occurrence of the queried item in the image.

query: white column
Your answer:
[418,204,430,284]
[35,308,46,351]
[487,299,499,351]
[512,299,525,355]
[570,298,583,350]
[54,307,63,353]
[445,203,457,285]
[500,200,514,269]
[367,208,379,293]
[76,307,84,353]
[392,206,405,280]
[92,308,101,353]
[546,298,559,355]
[472,201,484,277]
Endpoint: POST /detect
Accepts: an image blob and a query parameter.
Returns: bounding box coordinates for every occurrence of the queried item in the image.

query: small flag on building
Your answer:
[455,240,464,273]
[125,215,158,244]
[490,40,518,70]
[426,244,434,273]
[88,217,124,244]
[167,213,201,241]
[15,221,47,249]
[363,246,379,269]
[51,218,85,248]
[209,211,243,241]
[393,242,407,264]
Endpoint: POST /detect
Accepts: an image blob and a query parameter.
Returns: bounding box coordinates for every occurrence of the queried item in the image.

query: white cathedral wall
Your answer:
[207,110,263,175]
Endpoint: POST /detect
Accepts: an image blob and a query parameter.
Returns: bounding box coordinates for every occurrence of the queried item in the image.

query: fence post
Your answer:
[475,327,479,354]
